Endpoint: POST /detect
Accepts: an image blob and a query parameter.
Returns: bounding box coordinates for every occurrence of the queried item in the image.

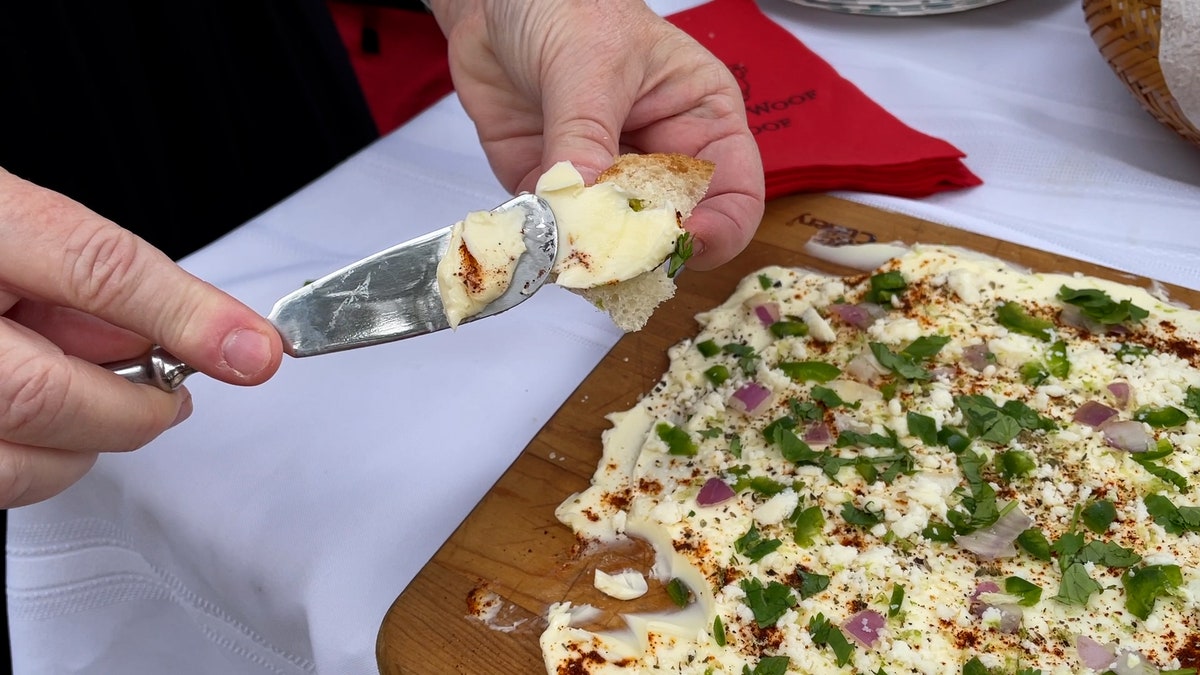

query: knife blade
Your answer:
[108,193,558,391]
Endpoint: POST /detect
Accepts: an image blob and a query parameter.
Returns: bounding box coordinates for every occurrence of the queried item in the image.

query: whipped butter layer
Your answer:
[436,207,527,329]
[535,161,682,289]
[543,245,1200,675]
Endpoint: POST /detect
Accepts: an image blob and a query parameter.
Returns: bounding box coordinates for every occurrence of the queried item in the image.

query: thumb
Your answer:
[0,171,283,385]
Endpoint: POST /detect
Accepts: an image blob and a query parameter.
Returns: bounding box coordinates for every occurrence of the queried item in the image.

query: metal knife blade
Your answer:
[108,193,557,390]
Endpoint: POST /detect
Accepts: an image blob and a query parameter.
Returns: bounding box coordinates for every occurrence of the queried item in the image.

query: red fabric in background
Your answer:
[327,3,453,136]
[668,0,981,199]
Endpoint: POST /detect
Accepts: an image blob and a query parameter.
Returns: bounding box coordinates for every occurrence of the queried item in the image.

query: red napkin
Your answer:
[668,0,981,199]
[327,3,453,136]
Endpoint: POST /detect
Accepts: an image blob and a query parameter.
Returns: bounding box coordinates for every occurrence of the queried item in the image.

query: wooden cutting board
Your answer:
[375,194,1199,674]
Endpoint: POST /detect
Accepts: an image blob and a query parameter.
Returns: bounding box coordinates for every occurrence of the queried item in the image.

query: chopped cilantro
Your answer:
[1004,576,1043,606]
[1016,528,1052,561]
[740,577,796,627]
[869,336,949,381]
[1020,361,1050,386]
[655,422,697,456]
[906,411,939,446]
[790,504,825,547]
[721,343,760,376]
[788,397,824,423]
[777,360,840,382]
[963,657,990,675]
[1122,564,1182,620]
[667,232,693,278]
[947,451,1001,534]
[888,584,905,617]
[742,656,790,675]
[995,301,1054,341]
[1144,494,1200,535]
[901,334,952,361]
[997,450,1037,479]
[807,613,855,667]
[841,502,883,528]
[922,521,956,543]
[1054,562,1103,607]
[1081,499,1117,534]
[1184,385,1200,418]
[1131,440,1189,490]
[1117,342,1151,360]
[713,615,727,646]
[794,570,830,599]
[735,525,783,562]
[955,394,1054,445]
[757,273,774,290]
[837,428,902,451]
[811,384,859,409]
[665,577,691,607]
[1058,285,1149,325]
[937,426,972,453]
[1073,540,1140,568]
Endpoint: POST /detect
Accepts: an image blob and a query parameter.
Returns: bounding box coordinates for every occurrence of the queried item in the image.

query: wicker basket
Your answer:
[1083,0,1200,146]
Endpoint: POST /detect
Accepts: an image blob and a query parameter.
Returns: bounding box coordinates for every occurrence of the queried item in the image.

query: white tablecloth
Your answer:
[8,1,1200,673]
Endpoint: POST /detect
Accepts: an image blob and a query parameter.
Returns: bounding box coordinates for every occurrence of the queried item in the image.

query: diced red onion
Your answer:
[696,477,736,507]
[841,609,886,647]
[968,582,1022,633]
[955,505,1033,560]
[744,293,780,328]
[728,382,772,416]
[834,411,870,434]
[1102,419,1153,453]
[962,342,992,371]
[845,352,885,384]
[1107,381,1132,409]
[1076,636,1117,671]
[753,302,781,327]
[930,366,956,382]
[1060,304,1107,335]
[1111,650,1160,675]
[1074,400,1119,428]
[803,422,833,447]
[827,303,877,330]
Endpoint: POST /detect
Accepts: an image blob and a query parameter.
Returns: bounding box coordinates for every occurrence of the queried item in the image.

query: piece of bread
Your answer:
[575,153,714,332]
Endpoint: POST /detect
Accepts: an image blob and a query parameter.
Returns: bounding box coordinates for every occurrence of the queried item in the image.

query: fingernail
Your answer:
[171,389,194,427]
[220,329,272,378]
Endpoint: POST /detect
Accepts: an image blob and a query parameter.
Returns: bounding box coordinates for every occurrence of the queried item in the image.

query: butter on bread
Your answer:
[574,153,714,332]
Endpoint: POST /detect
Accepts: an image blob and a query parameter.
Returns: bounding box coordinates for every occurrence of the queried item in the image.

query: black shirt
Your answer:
[0,1,380,260]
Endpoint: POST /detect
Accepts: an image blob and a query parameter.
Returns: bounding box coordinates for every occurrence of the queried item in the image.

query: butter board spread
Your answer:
[542,245,1200,675]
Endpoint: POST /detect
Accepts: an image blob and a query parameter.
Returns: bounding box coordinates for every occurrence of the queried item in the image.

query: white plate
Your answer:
[782,0,1011,16]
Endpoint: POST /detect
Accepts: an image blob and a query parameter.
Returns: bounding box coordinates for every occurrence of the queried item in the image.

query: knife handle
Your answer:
[105,345,196,392]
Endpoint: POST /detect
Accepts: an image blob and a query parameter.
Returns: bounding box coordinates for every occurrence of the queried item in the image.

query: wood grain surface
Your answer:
[375,193,1199,675]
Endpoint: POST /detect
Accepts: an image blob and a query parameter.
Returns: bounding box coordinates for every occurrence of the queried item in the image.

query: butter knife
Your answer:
[108,193,558,391]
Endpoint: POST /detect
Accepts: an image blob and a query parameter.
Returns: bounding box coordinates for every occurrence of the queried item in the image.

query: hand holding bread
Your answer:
[427,0,765,272]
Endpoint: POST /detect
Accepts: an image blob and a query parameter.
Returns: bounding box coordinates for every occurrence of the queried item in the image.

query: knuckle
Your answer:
[0,447,33,508]
[61,224,145,313]
[0,355,70,442]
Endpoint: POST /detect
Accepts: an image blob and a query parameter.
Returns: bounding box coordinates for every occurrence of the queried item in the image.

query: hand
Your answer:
[0,169,283,508]
[430,0,765,271]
